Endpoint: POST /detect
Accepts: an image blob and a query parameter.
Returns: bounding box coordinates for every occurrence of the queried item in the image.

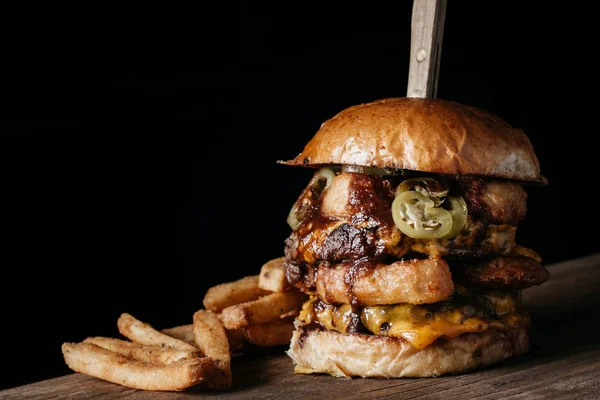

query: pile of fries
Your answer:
[61,256,306,391]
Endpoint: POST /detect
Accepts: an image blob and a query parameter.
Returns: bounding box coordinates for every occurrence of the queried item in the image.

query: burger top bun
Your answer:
[281,97,544,183]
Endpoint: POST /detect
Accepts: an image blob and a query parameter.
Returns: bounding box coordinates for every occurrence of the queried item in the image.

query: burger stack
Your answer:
[280,98,549,378]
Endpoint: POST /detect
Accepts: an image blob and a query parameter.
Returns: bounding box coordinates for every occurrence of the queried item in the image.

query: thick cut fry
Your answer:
[258,256,289,293]
[193,309,232,389]
[193,310,230,360]
[62,342,213,391]
[117,313,197,352]
[161,325,196,345]
[280,308,300,319]
[225,328,245,353]
[203,275,270,313]
[243,317,295,347]
[84,337,199,366]
[162,324,244,353]
[220,290,307,330]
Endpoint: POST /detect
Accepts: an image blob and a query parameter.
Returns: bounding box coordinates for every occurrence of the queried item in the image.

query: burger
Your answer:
[279,97,549,378]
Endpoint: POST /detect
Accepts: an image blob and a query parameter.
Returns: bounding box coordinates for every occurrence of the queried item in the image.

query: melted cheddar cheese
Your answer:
[299,290,530,350]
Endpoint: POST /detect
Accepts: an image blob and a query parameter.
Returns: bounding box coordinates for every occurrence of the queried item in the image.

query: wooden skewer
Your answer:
[407,0,447,99]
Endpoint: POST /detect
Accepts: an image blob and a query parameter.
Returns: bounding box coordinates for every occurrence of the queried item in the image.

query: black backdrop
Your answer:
[2,1,597,390]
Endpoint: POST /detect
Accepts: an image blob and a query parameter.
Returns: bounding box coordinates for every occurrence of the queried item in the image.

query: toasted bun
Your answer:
[281,98,544,183]
[287,326,529,378]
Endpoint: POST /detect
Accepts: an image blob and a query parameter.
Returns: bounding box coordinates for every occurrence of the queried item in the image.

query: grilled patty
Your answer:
[284,172,529,266]
[451,256,550,290]
[286,255,547,300]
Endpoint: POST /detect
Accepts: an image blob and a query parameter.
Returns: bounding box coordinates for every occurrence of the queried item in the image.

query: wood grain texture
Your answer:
[2,253,600,399]
[407,0,447,98]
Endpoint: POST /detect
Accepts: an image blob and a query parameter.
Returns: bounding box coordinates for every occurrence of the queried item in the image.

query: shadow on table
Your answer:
[528,305,600,360]
[185,345,292,395]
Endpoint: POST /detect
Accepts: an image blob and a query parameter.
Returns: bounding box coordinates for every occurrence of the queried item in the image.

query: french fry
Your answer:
[280,308,300,319]
[62,342,213,391]
[220,290,307,330]
[162,324,245,353]
[117,313,198,352]
[161,325,196,345]
[61,260,304,392]
[203,275,270,313]
[225,328,245,353]
[258,256,289,293]
[83,337,200,366]
[243,316,295,347]
[193,309,232,389]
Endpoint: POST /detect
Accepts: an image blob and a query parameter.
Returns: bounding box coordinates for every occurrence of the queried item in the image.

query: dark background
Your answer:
[2,1,597,390]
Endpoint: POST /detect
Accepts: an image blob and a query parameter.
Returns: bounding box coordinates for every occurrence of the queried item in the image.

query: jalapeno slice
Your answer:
[392,177,468,239]
[396,177,448,206]
[287,167,335,230]
[446,196,468,238]
[391,191,453,239]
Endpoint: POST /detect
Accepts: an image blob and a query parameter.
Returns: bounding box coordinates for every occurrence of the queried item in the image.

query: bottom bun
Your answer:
[287,326,529,378]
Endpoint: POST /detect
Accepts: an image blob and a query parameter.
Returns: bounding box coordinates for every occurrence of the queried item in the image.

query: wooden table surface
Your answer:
[2,253,599,399]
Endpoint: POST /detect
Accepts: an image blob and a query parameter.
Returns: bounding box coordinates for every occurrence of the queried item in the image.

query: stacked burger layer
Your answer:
[281,98,549,378]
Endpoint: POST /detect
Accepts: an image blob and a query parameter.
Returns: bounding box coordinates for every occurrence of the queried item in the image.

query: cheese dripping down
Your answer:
[298,288,530,350]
